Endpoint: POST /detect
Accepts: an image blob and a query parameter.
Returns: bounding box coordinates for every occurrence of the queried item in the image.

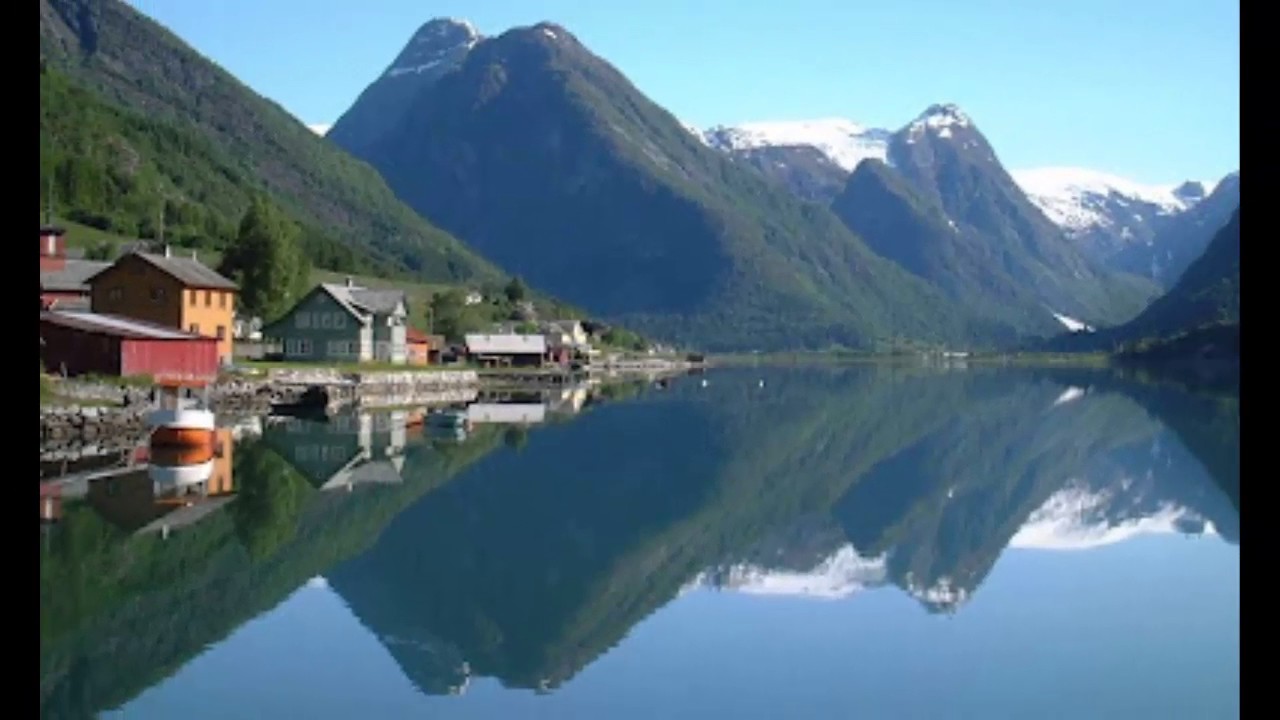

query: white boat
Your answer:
[148,384,217,447]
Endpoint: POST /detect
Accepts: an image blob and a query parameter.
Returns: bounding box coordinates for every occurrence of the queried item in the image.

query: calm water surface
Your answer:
[40,366,1240,719]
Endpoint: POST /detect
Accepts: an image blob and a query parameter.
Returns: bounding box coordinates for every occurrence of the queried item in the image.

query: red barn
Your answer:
[40,310,220,382]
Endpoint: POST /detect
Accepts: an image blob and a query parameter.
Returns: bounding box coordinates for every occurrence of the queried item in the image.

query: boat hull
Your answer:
[148,407,216,447]
[151,426,216,448]
[149,459,215,487]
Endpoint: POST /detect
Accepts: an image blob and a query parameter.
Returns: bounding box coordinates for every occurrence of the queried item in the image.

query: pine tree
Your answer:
[219,196,311,320]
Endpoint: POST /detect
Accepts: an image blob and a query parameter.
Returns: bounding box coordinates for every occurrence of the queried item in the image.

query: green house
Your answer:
[264,280,409,364]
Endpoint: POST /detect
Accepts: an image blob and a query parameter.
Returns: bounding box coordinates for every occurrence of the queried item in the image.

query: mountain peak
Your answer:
[386,17,481,78]
[913,103,973,129]
[414,17,481,42]
[1172,180,1207,205]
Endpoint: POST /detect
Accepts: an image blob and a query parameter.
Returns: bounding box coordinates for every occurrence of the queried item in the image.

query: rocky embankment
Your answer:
[40,378,309,450]
[268,369,481,410]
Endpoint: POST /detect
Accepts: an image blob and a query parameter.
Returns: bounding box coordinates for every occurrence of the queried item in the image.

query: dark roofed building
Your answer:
[85,247,239,364]
[263,279,409,364]
[39,225,110,310]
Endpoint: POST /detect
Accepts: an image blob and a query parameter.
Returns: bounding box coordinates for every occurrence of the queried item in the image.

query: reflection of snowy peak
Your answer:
[1010,481,1214,550]
[905,575,970,613]
[690,544,887,599]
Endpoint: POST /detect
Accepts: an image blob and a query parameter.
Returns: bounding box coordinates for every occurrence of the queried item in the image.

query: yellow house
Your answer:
[86,248,239,363]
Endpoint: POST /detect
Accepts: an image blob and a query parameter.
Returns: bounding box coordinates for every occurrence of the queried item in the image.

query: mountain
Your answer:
[40,0,503,285]
[701,119,891,203]
[830,104,1159,332]
[1113,208,1239,341]
[1011,167,1209,263]
[1046,207,1239,354]
[334,21,993,351]
[696,117,1222,290]
[831,159,1060,338]
[327,19,482,158]
[1110,172,1240,287]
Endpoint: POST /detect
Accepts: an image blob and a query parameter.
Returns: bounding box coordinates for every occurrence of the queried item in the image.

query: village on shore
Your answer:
[38,224,702,393]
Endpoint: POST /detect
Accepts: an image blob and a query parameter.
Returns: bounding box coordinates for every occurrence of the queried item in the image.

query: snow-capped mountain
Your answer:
[702,119,891,172]
[327,18,481,155]
[696,112,1212,269]
[1010,167,1211,261]
[688,544,888,599]
[1009,483,1216,550]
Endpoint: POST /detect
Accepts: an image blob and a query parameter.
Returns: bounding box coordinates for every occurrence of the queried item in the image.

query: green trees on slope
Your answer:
[218,197,312,321]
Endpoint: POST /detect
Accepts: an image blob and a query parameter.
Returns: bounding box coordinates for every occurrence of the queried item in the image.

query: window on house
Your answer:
[297,312,310,329]
[150,287,166,302]
[45,237,56,255]
[216,325,226,340]
[349,341,360,355]
[220,292,227,309]
[298,339,312,355]
[107,288,123,302]
[334,313,346,329]
[205,290,212,307]
[320,313,332,329]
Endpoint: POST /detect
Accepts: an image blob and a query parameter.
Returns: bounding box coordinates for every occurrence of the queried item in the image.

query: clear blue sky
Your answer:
[128,0,1238,185]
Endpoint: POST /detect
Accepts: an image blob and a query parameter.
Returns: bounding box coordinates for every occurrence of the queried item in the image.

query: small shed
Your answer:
[465,333,547,368]
[406,327,436,366]
[40,310,220,382]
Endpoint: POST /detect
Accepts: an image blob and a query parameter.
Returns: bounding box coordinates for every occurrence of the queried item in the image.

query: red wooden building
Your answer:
[40,310,220,382]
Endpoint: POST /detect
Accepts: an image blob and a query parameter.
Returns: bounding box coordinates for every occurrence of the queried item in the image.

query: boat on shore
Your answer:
[149,382,216,448]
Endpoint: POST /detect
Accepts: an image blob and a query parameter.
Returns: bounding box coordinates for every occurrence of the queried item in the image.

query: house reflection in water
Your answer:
[79,428,237,538]
[266,410,408,492]
[466,402,547,425]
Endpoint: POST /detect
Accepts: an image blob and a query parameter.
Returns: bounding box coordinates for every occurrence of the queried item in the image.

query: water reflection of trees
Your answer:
[39,367,1239,715]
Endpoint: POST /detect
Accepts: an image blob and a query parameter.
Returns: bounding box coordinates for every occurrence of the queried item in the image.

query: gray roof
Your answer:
[320,283,407,318]
[87,251,238,290]
[40,259,111,293]
[465,333,547,355]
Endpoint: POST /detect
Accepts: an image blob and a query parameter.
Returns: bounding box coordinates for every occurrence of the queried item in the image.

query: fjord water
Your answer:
[41,366,1239,719]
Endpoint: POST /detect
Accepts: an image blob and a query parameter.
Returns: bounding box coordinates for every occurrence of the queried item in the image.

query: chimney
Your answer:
[164,244,171,258]
[345,276,354,288]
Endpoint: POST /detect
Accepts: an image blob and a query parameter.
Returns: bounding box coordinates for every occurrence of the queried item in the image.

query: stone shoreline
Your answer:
[39,364,696,449]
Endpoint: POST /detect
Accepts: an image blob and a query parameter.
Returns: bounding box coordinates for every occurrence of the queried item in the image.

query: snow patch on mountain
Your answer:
[1051,311,1094,333]
[686,544,888,599]
[1053,386,1086,406]
[1012,167,1200,231]
[905,575,969,611]
[307,123,331,136]
[1010,484,1214,550]
[702,118,890,172]
[384,18,479,79]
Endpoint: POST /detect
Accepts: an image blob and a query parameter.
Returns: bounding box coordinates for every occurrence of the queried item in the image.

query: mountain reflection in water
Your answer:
[38,368,1239,719]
